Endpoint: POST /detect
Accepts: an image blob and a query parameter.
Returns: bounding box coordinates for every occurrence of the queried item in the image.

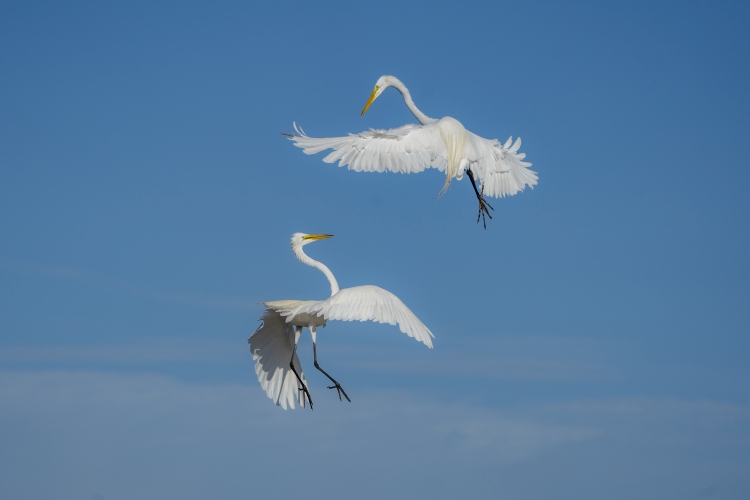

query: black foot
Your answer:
[465,168,494,229]
[476,185,494,230]
[290,360,313,410]
[298,385,313,410]
[314,357,351,403]
[327,382,351,403]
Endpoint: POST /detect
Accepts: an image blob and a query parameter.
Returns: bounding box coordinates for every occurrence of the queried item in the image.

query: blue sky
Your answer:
[1,1,749,498]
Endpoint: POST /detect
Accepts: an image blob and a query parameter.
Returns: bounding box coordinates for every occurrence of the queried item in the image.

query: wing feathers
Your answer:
[287,121,537,199]
[248,308,307,410]
[286,285,434,349]
[286,122,444,176]
[466,131,538,198]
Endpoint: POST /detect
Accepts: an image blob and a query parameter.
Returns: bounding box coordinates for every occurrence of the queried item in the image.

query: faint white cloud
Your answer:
[428,404,601,461]
[0,369,599,499]
[0,254,252,310]
[540,397,750,449]
[0,338,234,365]
[329,334,617,382]
[1,369,749,500]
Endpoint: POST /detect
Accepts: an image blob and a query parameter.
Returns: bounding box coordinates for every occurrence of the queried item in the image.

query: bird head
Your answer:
[361,75,395,116]
[290,233,333,250]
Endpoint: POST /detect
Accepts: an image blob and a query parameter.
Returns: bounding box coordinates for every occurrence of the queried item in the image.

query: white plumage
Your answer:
[248,233,433,410]
[286,285,433,348]
[249,306,307,410]
[286,75,538,224]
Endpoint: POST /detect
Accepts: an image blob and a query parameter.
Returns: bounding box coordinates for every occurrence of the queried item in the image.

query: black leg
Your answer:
[289,343,313,410]
[313,342,351,403]
[465,168,494,229]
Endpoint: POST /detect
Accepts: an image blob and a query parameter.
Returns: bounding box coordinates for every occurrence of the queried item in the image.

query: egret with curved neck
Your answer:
[361,75,437,126]
[291,233,339,295]
[287,75,538,228]
[248,233,434,410]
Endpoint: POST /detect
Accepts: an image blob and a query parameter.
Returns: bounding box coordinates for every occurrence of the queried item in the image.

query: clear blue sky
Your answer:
[1,1,749,498]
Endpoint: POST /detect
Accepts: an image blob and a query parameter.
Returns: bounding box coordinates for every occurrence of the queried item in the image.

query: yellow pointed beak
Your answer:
[302,234,333,241]
[361,86,379,116]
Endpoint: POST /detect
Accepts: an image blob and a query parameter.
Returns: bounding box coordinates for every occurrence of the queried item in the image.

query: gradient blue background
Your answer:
[1,1,749,498]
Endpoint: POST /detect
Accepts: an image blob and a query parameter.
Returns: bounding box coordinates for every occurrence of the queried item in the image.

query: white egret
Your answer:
[248,233,434,410]
[285,75,538,228]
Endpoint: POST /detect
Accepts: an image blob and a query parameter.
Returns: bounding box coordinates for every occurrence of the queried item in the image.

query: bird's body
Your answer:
[249,233,433,410]
[286,75,538,226]
[263,300,327,328]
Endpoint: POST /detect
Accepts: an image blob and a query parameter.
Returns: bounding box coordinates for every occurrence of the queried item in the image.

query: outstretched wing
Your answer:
[248,308,307,410]
[286,285,434,349]
[465,132,538,198]
[285,122,448,174]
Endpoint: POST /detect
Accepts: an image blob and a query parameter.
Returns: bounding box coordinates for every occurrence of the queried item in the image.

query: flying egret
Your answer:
[285,75,538,228]
[248,233,434,410]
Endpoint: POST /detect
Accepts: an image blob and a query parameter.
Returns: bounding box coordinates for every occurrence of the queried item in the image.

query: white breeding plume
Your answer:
[286,75,538,227]
[248,233,433,410]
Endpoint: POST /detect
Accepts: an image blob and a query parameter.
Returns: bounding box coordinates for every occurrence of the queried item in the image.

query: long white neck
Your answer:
[388,77,437,126]
[292,244,340,296]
